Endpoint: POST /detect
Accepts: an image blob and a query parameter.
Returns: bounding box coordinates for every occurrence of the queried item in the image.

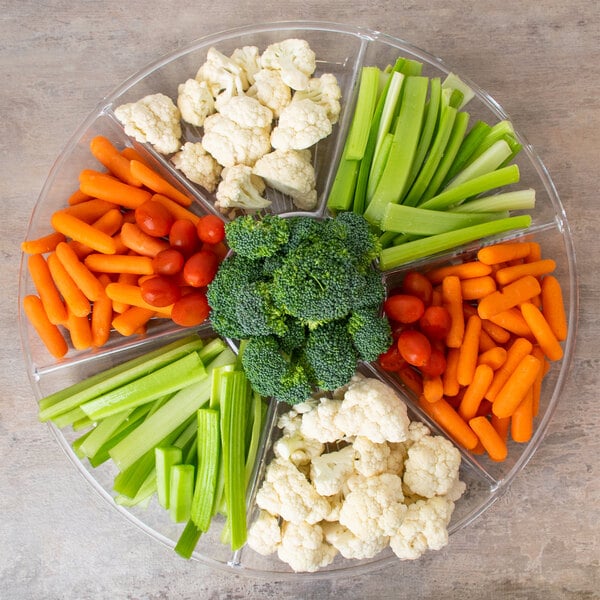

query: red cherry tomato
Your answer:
[135,200,174,237]
[419,305,452,340]
[378,344,407,372]
[140,275,182,307]
[397,329,432,367]
[183,250,219,287]
[171,291,210,327]
[152,248,185,276]
[169,219,199,256]
[197,214,226,245]
[384,294,425,324]
[201,241,229,262]
[401,271,434,305]
[420,346,447,377]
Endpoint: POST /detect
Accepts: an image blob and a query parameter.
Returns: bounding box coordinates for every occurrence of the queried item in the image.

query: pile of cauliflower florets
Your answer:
[114,39,341,214]
[247,373,466,573]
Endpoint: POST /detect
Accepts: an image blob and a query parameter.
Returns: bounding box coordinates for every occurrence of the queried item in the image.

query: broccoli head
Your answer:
[347,308,393,362]
[352,268,387,311]
[224,214,290,259]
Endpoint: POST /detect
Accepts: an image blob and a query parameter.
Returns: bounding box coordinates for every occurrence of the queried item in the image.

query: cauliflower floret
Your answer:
[273,432,324,467]
[277,521,337,573]
[334,377,411,444]
[247,510,282,556]
[353,436,391,477]
[171,142,222,193]
[323,492,344,522]
[176,79,215,127]
[407,421,431,445]
[300,397,345,443]
[202,113,271,167]
[230,45,261,86]
[276,408,303,436]
[387,442,408,476]
[260,38,316,91]
[255,457,331,525]
[195,46,247,100]
[247,68,292,118]
[253,148,317,210]
[322,521,388,560]
[114,93,181,155]
[270,98,332,151]
[214,164,270,212]
[403,435,462,499]
[214,95,274,129]
[389,495,455,560]
[292,73,342,124]
[310,445,356,497]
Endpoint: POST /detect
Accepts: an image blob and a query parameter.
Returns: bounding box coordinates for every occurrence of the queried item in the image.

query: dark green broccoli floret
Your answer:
[224,214,290,259]
[352,268,387,311]
[347,308,393,362]
[285,216,323,251]
[276,317,307,354]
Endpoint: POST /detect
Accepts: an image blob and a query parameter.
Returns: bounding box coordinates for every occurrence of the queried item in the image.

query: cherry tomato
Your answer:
[171,291,210,327]
[201,241,229,262]
[135,200,174,237]
[384,294,425,324]
[397,329,432,367]
[378,344,407,372]
[183,250,219,287]
[419,305,452,340]
[401,271,433,305]
[197,214,226,244]
[169,219,199,256]
[420,346,447,377]
[140,275,182,307]
[152,248,185,276]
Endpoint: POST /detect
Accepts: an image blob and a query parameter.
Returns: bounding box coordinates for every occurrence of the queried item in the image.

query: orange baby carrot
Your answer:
[457,314,482,386]
[477,241,531,265]
[67,189,92,205]
[91,274,113,347]
[63,198,119,223]
[121,146,150,165]
[478,327,496,353]
[420,397,479,450]
[477,275,541,319]
[22,295,68,358]
[27,254,68,325]
[84,253,154,275]
[530,345,547,416]
[112,306,155,337]
[55,242,105,302]
[51,211,117,255]
[110,272,137,313]
[511,387,534,443]
[21,231,66,255]
[485,337,533,402]
[491,413,511,442]
[66,307,93,351]
[79,169,152,209]
[46,252,91,317]
[469,416,508,461]
[495,259,556,286]
[152,193,201,226]
[460,276,497,300]
[129,160,192,207]
[442,275,464,348]
[488,307,534,339]
[520,301,563,361]
[491,353,541,418]
[525,241,542,262]
[442,347,461,397]
[540,275,568,341]
[480,317,511,344]
[89,135,143,187]
[104,282,172,316]
[426,261,492,284]
[120,222,170,258]
[477,346,507,370]
[458,363,494,421]
[422,375,444,403]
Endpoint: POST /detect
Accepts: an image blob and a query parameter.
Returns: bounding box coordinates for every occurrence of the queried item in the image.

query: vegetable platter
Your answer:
[18,21,577,579]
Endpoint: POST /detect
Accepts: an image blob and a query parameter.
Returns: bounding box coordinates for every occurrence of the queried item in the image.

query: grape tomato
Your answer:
[140,275,182,307]
[397,329,432,367]
[135,200,174,237]
[197,214,226,244]
[171,291,210,327]
[169,219,199,256]
[183,250,220,288]
[419,305,452,340]
[401,271,433,305]
[384,294,425,323]
[152,248,185,276]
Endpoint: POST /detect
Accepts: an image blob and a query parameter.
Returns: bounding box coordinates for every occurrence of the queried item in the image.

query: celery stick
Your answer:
[442,72,475,109]
[379,230,399,249]
[449,189,536,213]
[372,71,405,165]
[81,352,207,421]
[155,446,183,509]
[197,337,227,364]
[52,406,87,428]
[72,430,92,459]
[326,157,360,213]
[245,392,265,486]
[419,164,521,211]
[115,469,156,508]
[366,133,393,202]
[72,415,94,431]
[78,410,132,458]
[379,215,532,270]
[468,120,515,162]
[169,464,195,523]
[442,120,492,184]
[174,520,202,559]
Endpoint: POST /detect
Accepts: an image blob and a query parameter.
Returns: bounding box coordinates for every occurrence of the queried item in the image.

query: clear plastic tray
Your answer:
[18,21,578,579]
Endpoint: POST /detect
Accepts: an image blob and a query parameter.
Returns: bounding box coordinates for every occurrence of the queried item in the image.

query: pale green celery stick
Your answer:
[115,469,156,508]
[469,120,515,161]
[399,58,423,76]
[197,337,227,364]
[244,392,265,486]
[366,133,393,202]
[380,203,509,235]
[175,520,202,559]
[449,189,536,213]
[78,409,133,458]
[443,139,513,190]
[53,407,87,429]
[108,347,236,472]
[364,76,429,226]
[326,158,360,213]
[379,215,532,270]
[38,335,205,422]
[210,364,236,410]
[72,415,93,431]
[442,120,492,184]
[378,230,399,249]
[442,72,475,109]
[169,464,195,523]
[155,446,183,509]
[372,71,405,165]
[72,430,92,459]
[420,164,520,211]
[81,352,207,421]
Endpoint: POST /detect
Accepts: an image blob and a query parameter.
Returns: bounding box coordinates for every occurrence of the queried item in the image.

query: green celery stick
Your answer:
[174,520,203,559]
[326,157,360,213]
[449,189,536,213]
[442,120,492,184]
[378,230,399,249]
[72,415,93,431]
[366,133,393,202]
[169,464,195,523]
[245,392,265,485]
[52,407,87,428]
[371,71,405,165]
[197,337,227,364]
[115,469,156,508]
[78,410,133,458]
[155,446,183,509]
[379,215,532,270]
[71,430,92,459]
[468,120,515,162]
[442,72,475,109]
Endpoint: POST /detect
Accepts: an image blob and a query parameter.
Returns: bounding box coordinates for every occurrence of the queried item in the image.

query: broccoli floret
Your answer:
[347,309,393,362]
[353,268,387,311]
[276,317,307,354]
[224,214,290,259]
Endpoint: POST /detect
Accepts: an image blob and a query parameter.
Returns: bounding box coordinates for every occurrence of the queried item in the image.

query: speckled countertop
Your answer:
[1,1,598,598]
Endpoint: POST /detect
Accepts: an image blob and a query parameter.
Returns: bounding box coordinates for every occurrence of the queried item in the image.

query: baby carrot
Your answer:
[120,222,170,258]
[458,363,494,421]
[442,275,465,348]
[89,135,143,187]
[66,307,93,351]
[91,274,113,347]
[55,242,105,302]
[420,397,479,450]
[442,347,461,397]
[121,146,150,165]
[491,413,511,442]
[79,169,151,209]
[27,254,68,325]
[422,375,444,403]
[477,241,531,265]
[23,295,68,358]
[397,365,424,397]
[63,198,119,223]
[104,282,172,316]
[526,241,542,262]
[46,252,91,317]
[477,275,541,319]
[478,328,497,353]
[530,345,547,416]
[480,317,511,344]
[152,193,200,226]
[84,253,154,275]
[495,259,556,285]
[129,160,192,207]
[51,211,117,255]
[520,302,563,361]
[112,306,155,337]
[67,189,92,205]
[491,353,541,418]
[21,231,66,255]
[511,387,534,443]
[488,307,533,339]
[540,275,568,341]
[485,337,533,402]
[457,314,482,386]
[469,416,508,462]
[426,261,492,284]
[477,346,507,370]
[460,275,497,300]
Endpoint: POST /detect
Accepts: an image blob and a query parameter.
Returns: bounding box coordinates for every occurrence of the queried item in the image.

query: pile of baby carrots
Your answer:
[379,239,568,462]
[22,136,224,359]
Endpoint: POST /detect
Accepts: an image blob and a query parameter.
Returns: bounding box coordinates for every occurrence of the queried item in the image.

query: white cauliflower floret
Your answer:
[247,510,282,556]
[214,164,270,212]
[260,38,316,91]
[214,95,273,129]
[407,420,431,445]
[300,397,345,443]
[230,46,261,86]
[387,442,408,476]
[389,495,455,560]
[334,377,411,444]
[322,521,388,560]
[293,73,342,124]
[403,435,462,499]
[255,457,331,525]
[324,492,344,522]
[171,142,222,193]
[353,436,391,477]
[276,408,303,436]
[277,521,337,573]
[195,46,247,100]
[273,432,324,467]
[270,98,332,151]
[310,445,356,497]
[176,79,215,127]
[114,93,181,155]
[247,68,292,118]
[202,113,271,167]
